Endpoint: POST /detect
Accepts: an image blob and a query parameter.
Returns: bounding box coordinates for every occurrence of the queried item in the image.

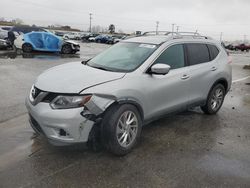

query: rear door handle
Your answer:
[211,67,217,71]
[181,74,190,80]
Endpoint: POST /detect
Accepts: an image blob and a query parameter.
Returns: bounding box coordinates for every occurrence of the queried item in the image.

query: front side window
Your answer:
[154,44,185,69]
[87,42,158,72]
[186,43,210,65]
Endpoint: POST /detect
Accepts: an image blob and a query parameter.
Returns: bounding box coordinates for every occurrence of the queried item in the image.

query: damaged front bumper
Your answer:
[26,98,94,146]
[25,94,115,146]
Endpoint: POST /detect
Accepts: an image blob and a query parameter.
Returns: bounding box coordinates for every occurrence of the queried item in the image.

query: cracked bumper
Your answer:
[25,98,94,146]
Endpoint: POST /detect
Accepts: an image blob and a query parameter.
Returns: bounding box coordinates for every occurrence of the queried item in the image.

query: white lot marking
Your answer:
[232,76,250,83]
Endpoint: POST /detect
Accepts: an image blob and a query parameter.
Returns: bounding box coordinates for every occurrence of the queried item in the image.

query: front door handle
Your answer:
[181,74,190,80]
[211,67,217,71]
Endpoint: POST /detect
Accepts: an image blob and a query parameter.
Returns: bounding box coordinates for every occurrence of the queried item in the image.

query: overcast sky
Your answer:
[1,0,250,41]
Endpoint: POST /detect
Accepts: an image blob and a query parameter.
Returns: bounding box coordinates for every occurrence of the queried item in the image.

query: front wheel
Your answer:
[61,44,72,54]
[102,104,142,156]
[201,84,225,114]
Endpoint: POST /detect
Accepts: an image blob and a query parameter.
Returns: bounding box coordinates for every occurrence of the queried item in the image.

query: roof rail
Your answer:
[141,31,212,40]
[142,31,172,36]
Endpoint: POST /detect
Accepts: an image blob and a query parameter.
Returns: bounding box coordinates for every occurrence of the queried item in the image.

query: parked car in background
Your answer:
[0,39,12,50]
[54,31,65,37]
[1,26,12,31]
[235,44,250,52]
[113,35,126,43]
[15,32,80,54]
[63,32,81,40]
[25,33,232,155]
[225,44,236,51]
[95,35,114,44]
[0,28,8,39]
[10,25,47,34]
[82,33,99,42]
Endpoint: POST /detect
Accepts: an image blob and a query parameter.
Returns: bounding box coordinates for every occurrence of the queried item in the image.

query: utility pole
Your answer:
[176,26,180,33]
[220,32,223,42]
[89,13,92,33]
[156,21,159,35]
[171,23,175,36]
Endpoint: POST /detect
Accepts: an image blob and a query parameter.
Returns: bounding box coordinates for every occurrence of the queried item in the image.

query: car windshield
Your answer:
[87,42,158,72]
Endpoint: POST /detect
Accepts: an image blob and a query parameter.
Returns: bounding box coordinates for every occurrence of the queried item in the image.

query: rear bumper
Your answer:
[25,98,94,146]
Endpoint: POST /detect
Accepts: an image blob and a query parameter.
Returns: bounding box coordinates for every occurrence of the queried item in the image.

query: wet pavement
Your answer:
[0,44,250,188]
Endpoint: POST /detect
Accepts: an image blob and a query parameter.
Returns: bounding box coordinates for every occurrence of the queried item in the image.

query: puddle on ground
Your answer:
[0,50,80,60]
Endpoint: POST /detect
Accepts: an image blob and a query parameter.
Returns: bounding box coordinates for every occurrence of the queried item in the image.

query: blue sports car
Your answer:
[15,32,80,54]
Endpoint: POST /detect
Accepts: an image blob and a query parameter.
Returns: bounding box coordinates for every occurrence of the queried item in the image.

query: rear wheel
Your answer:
[102,104,142,156]
[61,44,72,54]
[22,43,33,53]
[201,84,225,114]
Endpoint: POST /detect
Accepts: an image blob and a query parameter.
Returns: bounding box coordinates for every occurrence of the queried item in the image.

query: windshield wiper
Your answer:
[81,59,91,65]
[91,65,112,71]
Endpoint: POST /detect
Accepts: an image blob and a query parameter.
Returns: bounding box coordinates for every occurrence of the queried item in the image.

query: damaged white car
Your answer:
[26,33,231,155]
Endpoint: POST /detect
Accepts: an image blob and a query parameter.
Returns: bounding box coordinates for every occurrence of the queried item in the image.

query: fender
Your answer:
[117,98,144,120]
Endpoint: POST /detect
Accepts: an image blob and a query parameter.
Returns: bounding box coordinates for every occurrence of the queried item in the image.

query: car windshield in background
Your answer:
[87,42,158,72]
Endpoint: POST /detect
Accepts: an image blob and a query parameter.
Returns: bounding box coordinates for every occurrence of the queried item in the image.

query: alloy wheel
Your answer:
[116,111,138,148]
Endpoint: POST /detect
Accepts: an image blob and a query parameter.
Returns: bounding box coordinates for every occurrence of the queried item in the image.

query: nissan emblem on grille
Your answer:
[31,87,37,99]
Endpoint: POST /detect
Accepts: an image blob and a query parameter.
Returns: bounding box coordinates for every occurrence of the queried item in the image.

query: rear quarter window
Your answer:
[208,44,219,60]
[185,43,210,66]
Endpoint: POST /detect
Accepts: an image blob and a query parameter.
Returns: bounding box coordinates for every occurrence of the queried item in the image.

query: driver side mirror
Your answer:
[150,64,171,75]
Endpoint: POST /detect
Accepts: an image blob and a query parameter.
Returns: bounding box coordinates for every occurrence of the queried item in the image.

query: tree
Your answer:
[108,24,115,34]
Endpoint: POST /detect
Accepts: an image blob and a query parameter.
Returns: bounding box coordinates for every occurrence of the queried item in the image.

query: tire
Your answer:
[61,44,72,54]
[22,43,33,53]
[102,104,142,156]
[201,84,226,114]
[96,39,101,43]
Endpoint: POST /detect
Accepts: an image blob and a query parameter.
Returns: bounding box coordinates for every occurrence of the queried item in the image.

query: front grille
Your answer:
[29,114,44,135]
[32,87,42,99]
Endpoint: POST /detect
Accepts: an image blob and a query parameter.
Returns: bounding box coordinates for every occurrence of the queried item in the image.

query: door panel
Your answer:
[184,43,218,105]
[142,67,190,120]
[141,44,190,120]
[188,61,217,104]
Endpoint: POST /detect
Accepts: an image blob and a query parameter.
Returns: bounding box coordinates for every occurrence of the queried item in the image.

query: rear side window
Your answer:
[154,44,185,69]
[186,43,210,65]
[207,44,219,60]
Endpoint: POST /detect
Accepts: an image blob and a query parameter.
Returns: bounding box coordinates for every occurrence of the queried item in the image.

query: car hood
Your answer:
[35,62,125,93]
[65,40,79,45]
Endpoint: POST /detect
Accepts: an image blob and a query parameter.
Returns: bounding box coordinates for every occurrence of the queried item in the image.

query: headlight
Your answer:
[50,95,92,109]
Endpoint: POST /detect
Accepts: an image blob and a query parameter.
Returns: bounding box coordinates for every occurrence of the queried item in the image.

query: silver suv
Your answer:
[26,32,232,155]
